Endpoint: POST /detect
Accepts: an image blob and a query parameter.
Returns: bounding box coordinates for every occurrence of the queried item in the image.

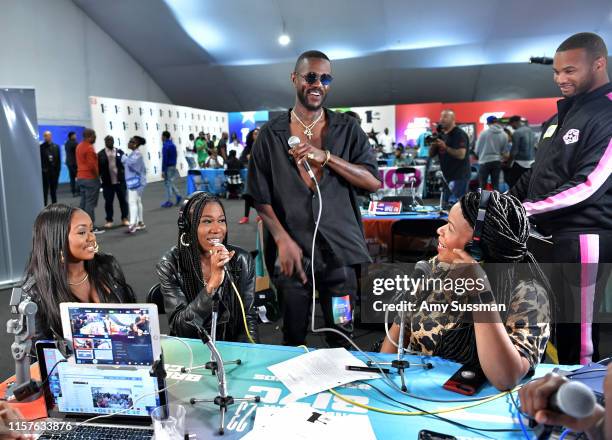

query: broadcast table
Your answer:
[158,340,565,439]
[1,340,574,439]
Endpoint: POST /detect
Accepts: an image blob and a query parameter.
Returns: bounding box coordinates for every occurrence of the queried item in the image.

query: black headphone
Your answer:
[464,189,492,261]
[178,191,206,245]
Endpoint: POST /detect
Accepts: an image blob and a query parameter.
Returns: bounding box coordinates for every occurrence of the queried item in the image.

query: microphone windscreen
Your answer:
[551,381,596,419]
[288,136,301,148]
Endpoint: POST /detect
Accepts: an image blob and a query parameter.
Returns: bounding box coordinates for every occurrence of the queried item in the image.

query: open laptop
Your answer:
[36,340,167,439]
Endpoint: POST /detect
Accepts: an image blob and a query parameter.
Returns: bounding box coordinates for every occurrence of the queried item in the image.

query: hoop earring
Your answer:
[93,242,99,254]
[180,232,190,247]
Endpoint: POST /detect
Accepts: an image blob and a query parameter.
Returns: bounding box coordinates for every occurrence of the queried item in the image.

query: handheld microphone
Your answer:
[288,135,316,181]
[548,380,596,419]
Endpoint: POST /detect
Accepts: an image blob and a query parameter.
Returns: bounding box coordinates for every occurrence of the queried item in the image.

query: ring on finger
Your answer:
[307,153,315,160]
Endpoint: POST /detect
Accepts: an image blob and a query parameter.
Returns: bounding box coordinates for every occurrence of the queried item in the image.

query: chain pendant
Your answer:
[304,128,313,140]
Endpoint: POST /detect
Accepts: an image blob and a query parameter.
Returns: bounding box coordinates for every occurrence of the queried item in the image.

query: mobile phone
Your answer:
[442,363,487,396]
[418,430,457,440]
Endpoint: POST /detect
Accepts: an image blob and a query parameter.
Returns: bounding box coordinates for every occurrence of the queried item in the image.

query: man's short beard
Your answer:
[297,90,325,111]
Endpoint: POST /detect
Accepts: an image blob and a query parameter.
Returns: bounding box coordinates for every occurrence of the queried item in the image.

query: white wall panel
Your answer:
[90,96,228,182]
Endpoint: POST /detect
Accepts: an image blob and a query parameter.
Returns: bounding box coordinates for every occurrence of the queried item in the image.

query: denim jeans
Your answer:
[164,166,181,201]
[442,178,469,208]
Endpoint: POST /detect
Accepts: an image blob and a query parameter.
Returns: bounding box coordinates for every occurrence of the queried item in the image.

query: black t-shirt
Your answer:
[247,109,379,268]
[438,126,470,181]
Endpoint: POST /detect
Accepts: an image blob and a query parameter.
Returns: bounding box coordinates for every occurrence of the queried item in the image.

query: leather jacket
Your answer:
[156,245,259,342]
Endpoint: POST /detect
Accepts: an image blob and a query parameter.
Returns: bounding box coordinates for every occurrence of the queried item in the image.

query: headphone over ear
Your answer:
[464,189,492,262]
[177,191,206,232]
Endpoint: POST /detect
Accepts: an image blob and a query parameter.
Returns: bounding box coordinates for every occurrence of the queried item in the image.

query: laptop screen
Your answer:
[66,306,155,366]
[40,346,163,418]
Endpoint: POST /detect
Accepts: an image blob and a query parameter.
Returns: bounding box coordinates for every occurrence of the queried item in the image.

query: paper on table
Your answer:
[241,404,376,440]
[267,348,379,398]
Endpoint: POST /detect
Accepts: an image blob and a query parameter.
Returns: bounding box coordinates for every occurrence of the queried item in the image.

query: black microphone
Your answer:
[288,135,316,181]
[548,381,596,419]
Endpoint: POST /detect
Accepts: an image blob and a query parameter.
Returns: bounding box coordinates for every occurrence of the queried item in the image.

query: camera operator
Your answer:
[429,110,471,207]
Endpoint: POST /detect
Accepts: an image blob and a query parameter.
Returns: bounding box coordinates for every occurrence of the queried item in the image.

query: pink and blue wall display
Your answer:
[38,125,85,184]
[228,111,269,144]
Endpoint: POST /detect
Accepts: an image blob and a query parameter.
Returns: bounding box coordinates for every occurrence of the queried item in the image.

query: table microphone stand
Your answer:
[367,308,432,392]
[6,287,41,401]
[187,321,259,435]
[181,283,243,376]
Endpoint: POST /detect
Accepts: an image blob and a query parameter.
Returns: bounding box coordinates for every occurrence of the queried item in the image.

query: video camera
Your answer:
[424,124,446,146]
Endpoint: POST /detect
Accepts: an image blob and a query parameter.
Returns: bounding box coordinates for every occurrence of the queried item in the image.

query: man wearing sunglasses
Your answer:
[247,50,381,348]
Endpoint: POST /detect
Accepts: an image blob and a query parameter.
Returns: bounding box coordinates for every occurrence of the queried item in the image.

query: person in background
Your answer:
[226,149,242,172]
[195,131,208,167]
[76,128,103,234]
[64,131,79,197]
[185,133,198,170]
[40,131,61,206]
[429,110,471,207]
[161,131,182,208]
[475,116,508,190]
[156,192,259,341]
[225,149,243,199]
[378,127,395,157]
[518,364,612,440]
[228,132,244,158]
[393,147,408,167]
[22,204,135,343]
[209,134,217,151]
[239,128,260,224]
[98,135,129,229]
[122,136,147,233]
[205,148,224,169]
[217,131,229,161]
[506,115,536,188]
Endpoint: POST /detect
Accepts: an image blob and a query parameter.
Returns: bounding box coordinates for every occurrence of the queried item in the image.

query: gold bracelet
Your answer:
[323,150,331,167]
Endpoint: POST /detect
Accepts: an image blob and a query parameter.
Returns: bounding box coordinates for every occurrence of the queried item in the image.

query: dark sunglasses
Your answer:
[297,72,334,86]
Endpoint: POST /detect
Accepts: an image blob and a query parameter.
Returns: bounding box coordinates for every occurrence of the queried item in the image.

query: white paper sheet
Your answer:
[267,348,379,398]
[241,404,377,440]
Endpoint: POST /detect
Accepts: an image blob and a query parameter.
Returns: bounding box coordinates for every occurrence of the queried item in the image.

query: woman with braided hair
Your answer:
[381,191,552,391]
[156,192,259,341]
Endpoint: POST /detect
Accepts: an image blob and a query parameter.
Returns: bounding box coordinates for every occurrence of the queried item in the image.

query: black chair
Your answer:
[147,283,165,315]
[390,218,447,262]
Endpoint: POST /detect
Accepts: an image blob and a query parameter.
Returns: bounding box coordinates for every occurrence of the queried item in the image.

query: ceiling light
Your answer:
[278,34,291,46]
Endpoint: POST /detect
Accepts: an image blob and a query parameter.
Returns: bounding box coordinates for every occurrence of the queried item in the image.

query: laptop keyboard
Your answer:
[38,424,154,440]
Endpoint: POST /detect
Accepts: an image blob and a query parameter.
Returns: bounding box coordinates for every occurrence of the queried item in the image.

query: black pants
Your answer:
[102,184,129,222]
[67,164,78,195]
[533,231,612,365]
[273,264,357,348]
[506,163,530,189]
[42,172,59,205]
[478,161,501,190]
[243,197,253,218]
